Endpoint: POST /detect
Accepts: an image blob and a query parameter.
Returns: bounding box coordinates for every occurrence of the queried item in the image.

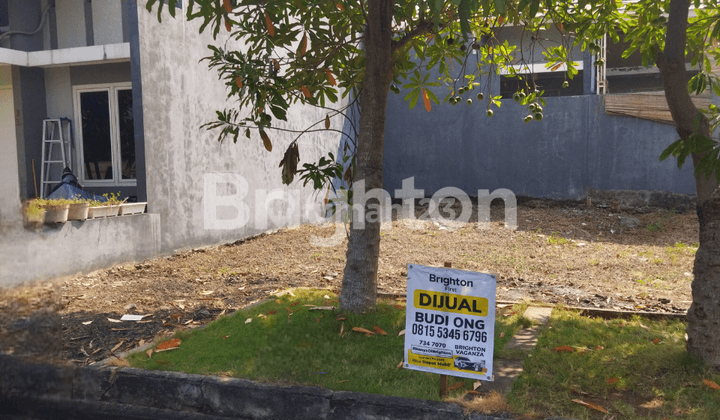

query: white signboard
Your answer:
[404,264,496,380]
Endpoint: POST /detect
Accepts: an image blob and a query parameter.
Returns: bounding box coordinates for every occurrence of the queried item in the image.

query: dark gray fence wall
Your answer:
[383,94,696,199]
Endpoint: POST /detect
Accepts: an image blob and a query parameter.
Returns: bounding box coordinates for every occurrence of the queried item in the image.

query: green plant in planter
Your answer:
[88,199,106,207]
[24,200,45,221]
[36,198,72,208]
[103,192,125,205]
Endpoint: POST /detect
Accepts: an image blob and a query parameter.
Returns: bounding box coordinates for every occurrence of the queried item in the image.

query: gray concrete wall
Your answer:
[69,61,132,86]
[44,66,73,119]
[13,65,47,200]
[92,0,123,46]
[135,4,344,254]
[56,0,87,49]
[0,214,160,287]
[383,93,696,199]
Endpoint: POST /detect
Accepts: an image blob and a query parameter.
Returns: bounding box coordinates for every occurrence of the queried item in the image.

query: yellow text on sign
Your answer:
[414,290,489,316]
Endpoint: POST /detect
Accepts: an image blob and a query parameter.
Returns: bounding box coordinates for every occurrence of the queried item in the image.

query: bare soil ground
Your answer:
[0,198,698,366]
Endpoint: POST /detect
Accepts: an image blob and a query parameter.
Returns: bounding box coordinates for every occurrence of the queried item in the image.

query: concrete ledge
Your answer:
[0,354,519,420]
[0,44,131,68]
[0,213,161,287]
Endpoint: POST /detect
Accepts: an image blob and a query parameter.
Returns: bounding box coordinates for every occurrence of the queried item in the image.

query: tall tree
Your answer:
[650,0,720,366]
[146,0,720,366]
[145,0,599,312]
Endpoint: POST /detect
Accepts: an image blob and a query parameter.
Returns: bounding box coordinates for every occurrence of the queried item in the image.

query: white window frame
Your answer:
[73,82,136,187]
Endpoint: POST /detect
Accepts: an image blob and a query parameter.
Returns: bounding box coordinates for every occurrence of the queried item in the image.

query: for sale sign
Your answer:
[403,264,496,380]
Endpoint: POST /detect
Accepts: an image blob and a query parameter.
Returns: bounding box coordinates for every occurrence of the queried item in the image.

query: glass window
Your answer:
[117,89,135,180]
[80,91,113,180]
[501,71,584,98]
[74,84,136,186]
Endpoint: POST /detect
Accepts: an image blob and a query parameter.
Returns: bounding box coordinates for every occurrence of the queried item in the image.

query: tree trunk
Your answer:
[658,0,720,366]
[339,0,394,313]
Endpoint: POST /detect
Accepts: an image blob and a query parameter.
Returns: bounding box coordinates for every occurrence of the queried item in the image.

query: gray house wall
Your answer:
[133,4,344,254]
[383,93,696,199]
[0,2,344,288]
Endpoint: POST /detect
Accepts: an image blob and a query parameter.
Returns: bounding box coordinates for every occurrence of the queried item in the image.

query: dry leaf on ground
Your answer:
[398,329,405,336]
[373,326,387,335]
[703,379,720,390]
[640,398,664,409]
[352,327,375,335]
[110,340,124,353]
[157,338,181,350]
[448,382,466,391]
[396,360,403,369]
[554,346,575,353]
[572,399,608,413]
[606,377,618,384]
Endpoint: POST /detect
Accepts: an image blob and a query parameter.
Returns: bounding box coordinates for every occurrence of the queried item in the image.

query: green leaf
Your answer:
[528,0,540,19]
[425,88,440,105]
[458,0,472,42]
[408,89,420,109]
[659,139,682,161]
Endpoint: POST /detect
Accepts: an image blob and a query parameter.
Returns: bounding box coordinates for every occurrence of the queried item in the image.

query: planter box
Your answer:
[119,202,147,216]
[108,205,121,217]
[43,204,69,224]
[67,202,90,221]
[88,205,113,219]
[24,210,46,230]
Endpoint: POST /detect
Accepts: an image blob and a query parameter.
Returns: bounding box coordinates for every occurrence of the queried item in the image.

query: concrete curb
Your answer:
[0,354,545,420]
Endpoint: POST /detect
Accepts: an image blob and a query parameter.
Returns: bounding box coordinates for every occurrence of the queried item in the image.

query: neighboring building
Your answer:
[384,24,710,201]
[0,0,341,286]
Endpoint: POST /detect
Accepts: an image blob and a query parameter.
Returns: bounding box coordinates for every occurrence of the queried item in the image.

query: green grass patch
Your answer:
[508,308,720,419]
[547,232,569,246]
[128,289,528,401]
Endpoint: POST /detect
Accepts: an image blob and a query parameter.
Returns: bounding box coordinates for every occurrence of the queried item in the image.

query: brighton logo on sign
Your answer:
[403,264,496,380]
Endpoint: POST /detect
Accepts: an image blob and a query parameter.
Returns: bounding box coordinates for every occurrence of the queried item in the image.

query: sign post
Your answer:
[403,263,497,388]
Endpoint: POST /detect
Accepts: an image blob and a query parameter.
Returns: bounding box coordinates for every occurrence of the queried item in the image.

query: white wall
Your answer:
[56,0,86,49]
[92,0,123,46]
[0,65,21,228]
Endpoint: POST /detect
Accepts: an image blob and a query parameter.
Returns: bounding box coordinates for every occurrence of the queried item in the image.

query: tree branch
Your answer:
[391,20,434,55]
[656,0,701,138]
[657,0,716,203]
